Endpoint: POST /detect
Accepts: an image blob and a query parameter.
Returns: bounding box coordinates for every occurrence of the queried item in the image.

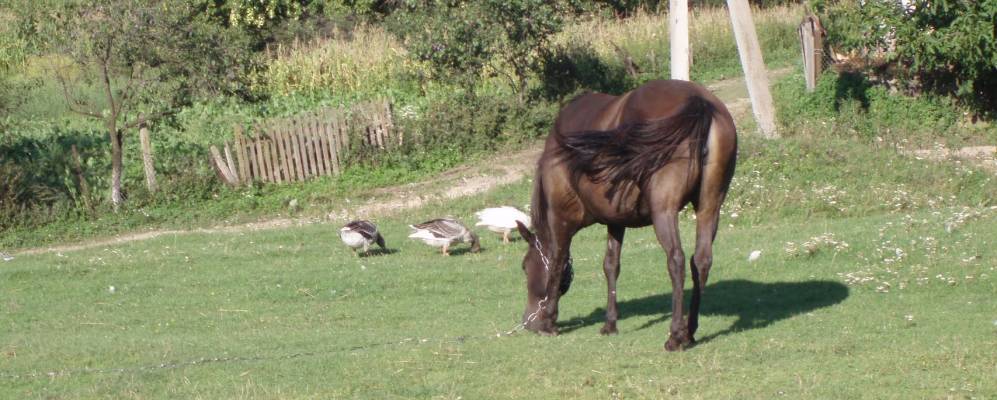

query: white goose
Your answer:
[475,206,531,244]
[339,220,386,255]
[408,218,480,256]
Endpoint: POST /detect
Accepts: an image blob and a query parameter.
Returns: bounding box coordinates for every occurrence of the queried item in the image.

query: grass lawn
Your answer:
[2,135,995,399]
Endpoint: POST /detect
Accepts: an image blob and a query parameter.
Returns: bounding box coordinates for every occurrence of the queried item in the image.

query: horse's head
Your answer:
[516,221,573,330]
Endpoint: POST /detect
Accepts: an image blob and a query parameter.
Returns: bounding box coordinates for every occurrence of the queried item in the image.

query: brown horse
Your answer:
[515,79,737,351]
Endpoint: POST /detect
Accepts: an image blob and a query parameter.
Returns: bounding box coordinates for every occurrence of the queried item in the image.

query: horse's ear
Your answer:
[516,221,535,244]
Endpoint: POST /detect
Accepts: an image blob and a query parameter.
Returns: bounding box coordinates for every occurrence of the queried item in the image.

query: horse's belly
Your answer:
[576,180,653,227]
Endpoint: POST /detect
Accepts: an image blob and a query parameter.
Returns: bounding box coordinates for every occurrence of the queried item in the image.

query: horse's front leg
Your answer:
[601,225,625,335]
[535,228,576,336]
[653,211,691,351]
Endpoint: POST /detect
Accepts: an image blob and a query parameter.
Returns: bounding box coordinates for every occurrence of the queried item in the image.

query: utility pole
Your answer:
[669,0,690,81]
[727,0,779,138]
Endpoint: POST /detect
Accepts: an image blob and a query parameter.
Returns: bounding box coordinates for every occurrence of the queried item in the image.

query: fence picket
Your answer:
[295,119,309,178]
[320,116,335,175]
[270,130,282,182]
[234,126,249,184]
[258,133,272,182]
[249,134,261,181]
[305,121,318,177]
[307,121,322,176]
[315,119,330,176]
[267,132,281,183]
[326,110,339,174]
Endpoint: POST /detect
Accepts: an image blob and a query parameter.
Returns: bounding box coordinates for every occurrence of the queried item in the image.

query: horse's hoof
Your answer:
[537,327,559,336]
[524,318,558,336]
[664,335,690,352]
[600,323,618,336]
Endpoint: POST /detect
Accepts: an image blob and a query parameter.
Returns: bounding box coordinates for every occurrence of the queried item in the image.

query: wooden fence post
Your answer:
[70,144,93,212]
[798,15,824,92]
[210,145,239,186]
[234,125,250,185]
[139,125,157,193]
[224,141,239,182]
[727,0,779,138]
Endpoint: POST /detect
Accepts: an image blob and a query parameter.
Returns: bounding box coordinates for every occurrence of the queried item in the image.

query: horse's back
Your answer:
[554,80,732,135]
[622,80,731,124]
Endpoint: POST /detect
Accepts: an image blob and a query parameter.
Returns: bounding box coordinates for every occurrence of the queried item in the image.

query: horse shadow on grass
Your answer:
[558,279,849,346]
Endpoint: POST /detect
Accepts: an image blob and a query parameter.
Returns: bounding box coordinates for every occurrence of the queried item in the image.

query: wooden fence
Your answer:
[210,101,396,185]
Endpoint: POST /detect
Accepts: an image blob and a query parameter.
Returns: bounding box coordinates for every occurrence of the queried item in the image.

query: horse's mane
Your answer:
[555,96,716,199]
[529,164,551,243]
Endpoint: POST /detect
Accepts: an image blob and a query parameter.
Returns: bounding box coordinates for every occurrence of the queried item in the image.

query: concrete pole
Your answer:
[727,0,779,138]
[669,0,690,81]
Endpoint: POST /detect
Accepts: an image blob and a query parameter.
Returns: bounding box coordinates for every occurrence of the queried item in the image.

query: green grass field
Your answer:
[2,134,995,398]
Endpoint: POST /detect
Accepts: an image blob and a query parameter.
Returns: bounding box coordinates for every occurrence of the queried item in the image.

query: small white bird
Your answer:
[339,220,387,255]
[475,206,531,244]
[748,250,762,262]
[1,252,13,262]
[408,218,480,256]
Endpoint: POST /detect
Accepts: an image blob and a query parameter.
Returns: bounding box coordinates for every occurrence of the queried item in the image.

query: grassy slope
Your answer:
[2,131,995,398]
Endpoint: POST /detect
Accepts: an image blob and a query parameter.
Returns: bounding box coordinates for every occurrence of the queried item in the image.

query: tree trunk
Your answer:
[109,127,124,212]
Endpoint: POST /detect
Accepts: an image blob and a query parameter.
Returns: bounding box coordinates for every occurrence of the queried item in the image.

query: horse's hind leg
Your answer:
[688,202,720,342]
[652,210,690,351]
[601,225,625,335]
[689,146,734,342]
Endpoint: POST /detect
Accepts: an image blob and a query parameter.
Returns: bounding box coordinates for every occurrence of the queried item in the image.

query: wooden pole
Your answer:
[234,125,250,185]
[669,0,690,81]
[138,125,157,193]
[799,17,817,92]
[210,145,238,186]
[224,141,238,182]
[70,144,93,212]
[726,0,779,138]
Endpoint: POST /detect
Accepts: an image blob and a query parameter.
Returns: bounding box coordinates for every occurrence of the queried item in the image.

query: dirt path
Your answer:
[12,148,542,256]
[907,146,997,174]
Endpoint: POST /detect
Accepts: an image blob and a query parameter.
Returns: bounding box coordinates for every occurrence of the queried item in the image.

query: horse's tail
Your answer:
[557,96,715,199]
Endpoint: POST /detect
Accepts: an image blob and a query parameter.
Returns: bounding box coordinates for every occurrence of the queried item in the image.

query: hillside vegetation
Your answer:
[1,2,803,248]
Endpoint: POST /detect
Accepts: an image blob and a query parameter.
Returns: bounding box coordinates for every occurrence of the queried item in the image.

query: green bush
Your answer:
[387,0,565,101]
[539,43,634,99]
[817,0,997,114]
[773,70,973,145]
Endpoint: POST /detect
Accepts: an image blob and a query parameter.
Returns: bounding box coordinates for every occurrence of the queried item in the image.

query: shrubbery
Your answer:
[816,0,997,114]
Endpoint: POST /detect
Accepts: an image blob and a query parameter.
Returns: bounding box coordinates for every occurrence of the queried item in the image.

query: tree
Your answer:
[52,0,254,211]
[390,0,565,103]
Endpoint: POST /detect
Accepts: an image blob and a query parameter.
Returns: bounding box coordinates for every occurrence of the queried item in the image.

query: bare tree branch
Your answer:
[100,38,119,120]
[117,63,143,118]
[56,70,103,119]
[122,110,174,130]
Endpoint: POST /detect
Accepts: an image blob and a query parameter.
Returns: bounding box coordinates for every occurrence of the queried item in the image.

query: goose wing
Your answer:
[344,220,378,240]
[475,206,531,229]
[411,218,467,239]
